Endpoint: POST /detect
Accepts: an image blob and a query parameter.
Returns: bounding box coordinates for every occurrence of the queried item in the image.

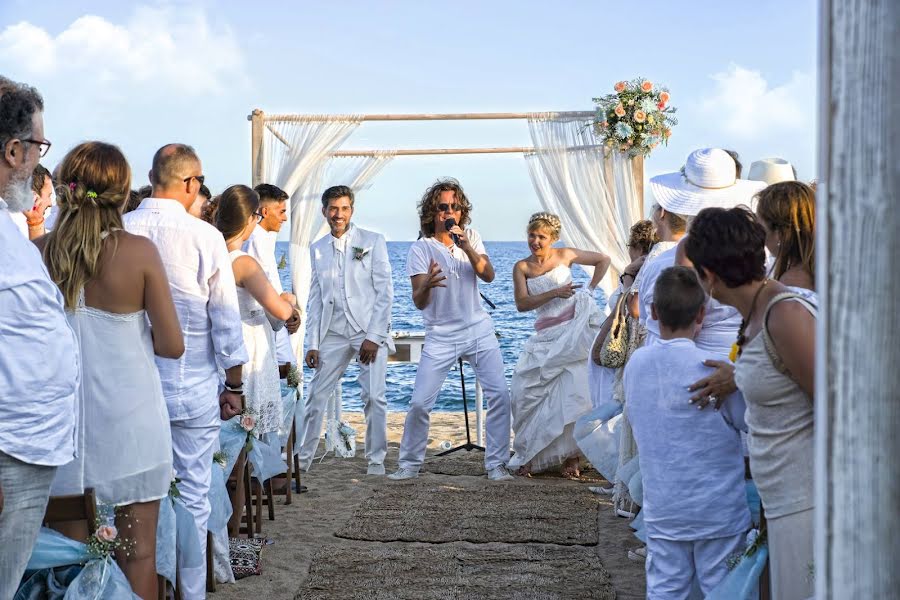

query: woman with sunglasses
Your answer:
[390,178,514,481]
[215,184,296,436]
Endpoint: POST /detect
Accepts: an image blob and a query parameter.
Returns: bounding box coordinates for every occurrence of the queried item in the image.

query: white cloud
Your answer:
[700,64,814,139]
[0,5,248,95]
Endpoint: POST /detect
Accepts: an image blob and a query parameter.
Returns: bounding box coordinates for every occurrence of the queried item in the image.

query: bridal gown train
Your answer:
[509,264,602,473]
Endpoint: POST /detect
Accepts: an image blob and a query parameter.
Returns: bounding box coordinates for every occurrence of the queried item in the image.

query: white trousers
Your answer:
[646,532,745,599]
[298,330,388,470]
[170,401,220,600]
[398,332,510,471]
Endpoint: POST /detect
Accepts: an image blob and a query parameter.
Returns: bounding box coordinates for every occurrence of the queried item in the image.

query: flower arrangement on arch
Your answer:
[592,78,677,157]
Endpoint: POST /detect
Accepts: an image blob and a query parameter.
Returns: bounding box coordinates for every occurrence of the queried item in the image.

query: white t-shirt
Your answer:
[406,229,494,344]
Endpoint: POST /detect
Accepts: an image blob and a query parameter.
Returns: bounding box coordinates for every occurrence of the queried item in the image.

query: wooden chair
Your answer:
[270,421,303,505]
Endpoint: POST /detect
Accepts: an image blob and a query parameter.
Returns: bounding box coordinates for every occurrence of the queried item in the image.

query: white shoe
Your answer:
[589,485,614,495]
[616,508,637,519]
[387,467,419,480]
[627,546,647,561]
[487,465,514,481]
[367,463,385,476]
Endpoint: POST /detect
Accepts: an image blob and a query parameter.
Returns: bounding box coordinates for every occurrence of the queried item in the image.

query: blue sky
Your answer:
[0,0,817,241]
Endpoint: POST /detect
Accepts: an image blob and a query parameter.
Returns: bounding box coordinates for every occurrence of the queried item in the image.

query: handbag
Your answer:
[599,292,630,369]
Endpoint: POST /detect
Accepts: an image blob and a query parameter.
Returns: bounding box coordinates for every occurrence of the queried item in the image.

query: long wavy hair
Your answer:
[417,178,472,237]
[755,181,816,284]
[44,142,131,309]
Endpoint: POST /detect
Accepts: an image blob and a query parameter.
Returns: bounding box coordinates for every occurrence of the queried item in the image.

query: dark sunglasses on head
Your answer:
[437,202,459,212]
[183,175,206,186]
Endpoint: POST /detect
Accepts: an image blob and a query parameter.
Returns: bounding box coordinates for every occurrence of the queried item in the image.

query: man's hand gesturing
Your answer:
[425,260,447,290]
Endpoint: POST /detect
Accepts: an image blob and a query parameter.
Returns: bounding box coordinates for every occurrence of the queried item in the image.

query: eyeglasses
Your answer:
[437,203,459,213]
[183,175,206,186]
[22,139,51,157]
[253,211,264,223]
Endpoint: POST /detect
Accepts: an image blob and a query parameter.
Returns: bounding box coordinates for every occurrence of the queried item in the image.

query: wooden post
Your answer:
[631,155,644,218]
[249,109,266,187]
[816,0,899,598]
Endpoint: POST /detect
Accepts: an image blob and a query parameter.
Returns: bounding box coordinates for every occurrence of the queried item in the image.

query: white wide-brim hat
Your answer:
[748,157,796,185]
[649,148,766,216]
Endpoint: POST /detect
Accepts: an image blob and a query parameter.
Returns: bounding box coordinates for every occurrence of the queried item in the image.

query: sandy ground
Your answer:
[212,411,646,600]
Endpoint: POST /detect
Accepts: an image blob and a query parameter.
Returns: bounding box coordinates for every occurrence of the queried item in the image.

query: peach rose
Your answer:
[659,91,670,104]
[633,110,646,123]
[240,413,256,432]
[641,80,653,92]
[96,525,117,543]
[662,128,672,139]
[657,101,666,110]
[614,104,626,117]
[614,81,626,92]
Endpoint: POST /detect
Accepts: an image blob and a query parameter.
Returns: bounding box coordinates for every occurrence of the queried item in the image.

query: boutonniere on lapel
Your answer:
[352,247,371,261]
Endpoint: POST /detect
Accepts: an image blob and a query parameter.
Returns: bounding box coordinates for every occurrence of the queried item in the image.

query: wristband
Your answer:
[224,381,243,393]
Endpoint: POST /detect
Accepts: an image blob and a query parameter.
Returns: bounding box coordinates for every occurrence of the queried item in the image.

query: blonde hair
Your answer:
[43,142,131,309]
[755,181,816,284]
[527,211,562,240]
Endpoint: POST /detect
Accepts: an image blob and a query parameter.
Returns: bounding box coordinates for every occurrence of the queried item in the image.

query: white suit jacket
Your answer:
[305,225,394,352]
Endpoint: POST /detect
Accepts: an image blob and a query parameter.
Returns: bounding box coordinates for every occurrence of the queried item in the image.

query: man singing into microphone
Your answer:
[389,178,513,481]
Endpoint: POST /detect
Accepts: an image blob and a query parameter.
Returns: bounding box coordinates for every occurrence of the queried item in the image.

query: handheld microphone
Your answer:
[444,217,461,246]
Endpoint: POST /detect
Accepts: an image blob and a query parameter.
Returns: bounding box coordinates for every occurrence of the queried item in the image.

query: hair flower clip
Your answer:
[68,182,76,191]
[86,191,98,200]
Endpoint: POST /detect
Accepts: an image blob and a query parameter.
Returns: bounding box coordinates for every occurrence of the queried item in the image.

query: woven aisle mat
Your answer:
[335,479,599,545]
[424,450,485,476]
[297,543,616,600]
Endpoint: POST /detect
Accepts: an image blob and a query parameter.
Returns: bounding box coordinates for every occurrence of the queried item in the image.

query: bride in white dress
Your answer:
[509,213,610,477]
[214,185,297,435]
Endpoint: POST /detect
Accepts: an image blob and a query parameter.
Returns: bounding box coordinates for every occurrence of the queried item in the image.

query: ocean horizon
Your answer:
[277,241,606,412]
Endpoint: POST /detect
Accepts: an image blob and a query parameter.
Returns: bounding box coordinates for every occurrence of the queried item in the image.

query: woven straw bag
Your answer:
[599,293,630,369]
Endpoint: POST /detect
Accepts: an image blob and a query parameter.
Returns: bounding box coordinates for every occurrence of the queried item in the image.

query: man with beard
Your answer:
[0,77,79,595]
[298,185,393,476]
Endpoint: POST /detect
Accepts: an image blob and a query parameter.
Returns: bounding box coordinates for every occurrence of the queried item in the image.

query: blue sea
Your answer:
[276,241,605,412]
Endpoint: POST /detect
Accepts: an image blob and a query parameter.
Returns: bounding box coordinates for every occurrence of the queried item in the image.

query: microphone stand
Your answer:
[436,357,485,456]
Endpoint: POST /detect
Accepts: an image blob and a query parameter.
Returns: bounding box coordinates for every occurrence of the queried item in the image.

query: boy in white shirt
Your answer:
[624,266,749,599]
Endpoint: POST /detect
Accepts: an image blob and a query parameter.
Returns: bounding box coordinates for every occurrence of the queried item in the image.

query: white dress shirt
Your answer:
[124,197,248,420]
[327,231,363,337]
[242,226,295,364]
[0,201,79,466]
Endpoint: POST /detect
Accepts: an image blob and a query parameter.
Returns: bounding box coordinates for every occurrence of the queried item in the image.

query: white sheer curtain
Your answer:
[525,115,642,292]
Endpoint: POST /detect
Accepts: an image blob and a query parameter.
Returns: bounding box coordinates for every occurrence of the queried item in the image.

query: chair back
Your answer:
[43,488,99,535]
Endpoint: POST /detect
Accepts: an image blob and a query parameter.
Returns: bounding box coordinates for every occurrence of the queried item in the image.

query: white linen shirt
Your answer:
[406,229,494,344]
[624,338,750,541]
[124,198,248,420]
[0,201,79,466]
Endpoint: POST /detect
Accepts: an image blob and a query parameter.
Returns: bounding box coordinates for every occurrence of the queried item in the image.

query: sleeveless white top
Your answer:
[231,250,282,435]
[51,287,173,505]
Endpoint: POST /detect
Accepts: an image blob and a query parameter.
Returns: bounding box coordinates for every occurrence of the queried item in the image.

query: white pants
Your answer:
[298,330,388,470]
[170,402,220,600]
[646,532,745,599]
[398,332,510,471]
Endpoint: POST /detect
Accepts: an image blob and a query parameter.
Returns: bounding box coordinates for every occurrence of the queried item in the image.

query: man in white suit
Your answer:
[299,185,393,476]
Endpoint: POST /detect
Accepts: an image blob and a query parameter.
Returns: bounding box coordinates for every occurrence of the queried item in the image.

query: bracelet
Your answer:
[224,381,243,393]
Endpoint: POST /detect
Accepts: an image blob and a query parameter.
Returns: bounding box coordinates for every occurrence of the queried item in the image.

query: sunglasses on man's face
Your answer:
[437,203,459,213]
[183,175,206,186]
